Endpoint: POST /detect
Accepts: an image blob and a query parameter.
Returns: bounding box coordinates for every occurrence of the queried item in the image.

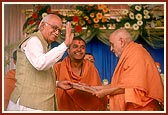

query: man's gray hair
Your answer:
[38,15,48,29]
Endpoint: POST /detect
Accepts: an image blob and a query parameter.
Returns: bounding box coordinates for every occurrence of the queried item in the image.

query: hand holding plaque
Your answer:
[71,82,97,94]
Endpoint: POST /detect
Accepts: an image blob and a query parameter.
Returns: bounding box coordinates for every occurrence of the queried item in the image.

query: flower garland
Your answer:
[71,4,152,33]
[117,4,152,32]
[23,4,154,35]
[71,4,112,33]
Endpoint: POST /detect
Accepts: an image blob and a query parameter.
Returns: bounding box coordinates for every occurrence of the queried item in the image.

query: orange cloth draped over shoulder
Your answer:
[4,69,16,110]
[110,42,164,111]
[54,57,108,111]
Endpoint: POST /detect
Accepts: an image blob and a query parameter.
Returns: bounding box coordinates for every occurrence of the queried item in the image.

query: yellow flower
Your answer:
[96,13,103,19]
[84,16,89,21]
[97,4,105,9]
[79,19,86,26]
[93,17,99,23]
[94,24,100,28]
[102,7,109,13]
[102,16,108,23]
[90,13,95,18]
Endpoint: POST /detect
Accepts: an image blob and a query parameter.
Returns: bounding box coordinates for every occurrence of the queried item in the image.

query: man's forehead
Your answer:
[72,40,85,45]
[109,37,114,43]
[88,55,93,58]
[49,18,62,29]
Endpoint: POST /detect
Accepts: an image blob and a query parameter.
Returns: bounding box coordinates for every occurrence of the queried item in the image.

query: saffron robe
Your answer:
[4,69,16,110]
[54,57,108,111]
[110,42,164,111]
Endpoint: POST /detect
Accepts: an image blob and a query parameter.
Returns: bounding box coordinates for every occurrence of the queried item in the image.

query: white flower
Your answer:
[137,20,143,26]
[42,13,48,18]
[122,9,129,15]
[124,22,131,29]
[116,16,122,22]
[135,13,142,20]
[144,15,150,19]
[129,12,135,20]
[143,10,149,15]
[132,23,139,30]
[135,5,142,11]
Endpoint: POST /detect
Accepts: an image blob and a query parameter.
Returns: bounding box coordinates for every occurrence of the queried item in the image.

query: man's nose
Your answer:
[77,48,82,51]
[110,47,113,52]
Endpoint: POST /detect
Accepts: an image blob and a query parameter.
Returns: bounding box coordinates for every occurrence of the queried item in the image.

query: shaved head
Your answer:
[110,28,132,42]
[109,28,133,57]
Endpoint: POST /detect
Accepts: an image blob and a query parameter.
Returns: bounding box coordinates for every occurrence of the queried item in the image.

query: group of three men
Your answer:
[5,14,164,111]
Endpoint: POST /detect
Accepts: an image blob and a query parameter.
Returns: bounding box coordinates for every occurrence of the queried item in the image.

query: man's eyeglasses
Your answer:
[45,22,62,34]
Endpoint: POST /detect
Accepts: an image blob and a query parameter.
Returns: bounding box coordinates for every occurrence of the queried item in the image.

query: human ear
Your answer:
[40,22,46,29]
[119,38,126,47]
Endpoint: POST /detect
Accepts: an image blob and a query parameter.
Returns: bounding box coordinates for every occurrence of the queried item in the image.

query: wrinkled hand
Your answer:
[93,89,109,98]
[92,85,104,91]
[57,80,72,90]
[77,82,90,86]
[64,22,74,47]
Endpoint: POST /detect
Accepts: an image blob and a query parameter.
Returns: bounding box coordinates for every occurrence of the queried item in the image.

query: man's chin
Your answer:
[75,57,83,61]
[115,54,119,57]
[50,37,57,43]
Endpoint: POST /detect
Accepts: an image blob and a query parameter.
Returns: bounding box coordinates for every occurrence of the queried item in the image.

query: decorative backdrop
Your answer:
[23,4,164,49]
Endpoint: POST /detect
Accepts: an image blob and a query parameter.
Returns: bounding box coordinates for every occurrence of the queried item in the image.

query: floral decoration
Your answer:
[64,4,153,34]
[71,4,114,33]
[116,4,152,33]
[23,4,51,34]
[23,4,159,36]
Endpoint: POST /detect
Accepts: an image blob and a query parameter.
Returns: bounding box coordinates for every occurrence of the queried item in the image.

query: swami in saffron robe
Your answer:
[54,57,108,111]
[110,42,164,111]
[4,69,16,110]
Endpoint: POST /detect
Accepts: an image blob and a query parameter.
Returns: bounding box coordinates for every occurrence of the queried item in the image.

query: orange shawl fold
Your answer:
[110,42,164,111]
[4,69,16,110]
[54,57,108,111]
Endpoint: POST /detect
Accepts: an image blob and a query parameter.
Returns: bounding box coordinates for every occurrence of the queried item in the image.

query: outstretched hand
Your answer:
[92,89,109,98]
[57,80,72,90]
[64,22,74,47]
[93,87,125,98]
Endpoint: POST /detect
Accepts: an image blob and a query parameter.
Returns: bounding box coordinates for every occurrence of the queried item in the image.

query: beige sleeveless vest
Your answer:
[10,31,56,111]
